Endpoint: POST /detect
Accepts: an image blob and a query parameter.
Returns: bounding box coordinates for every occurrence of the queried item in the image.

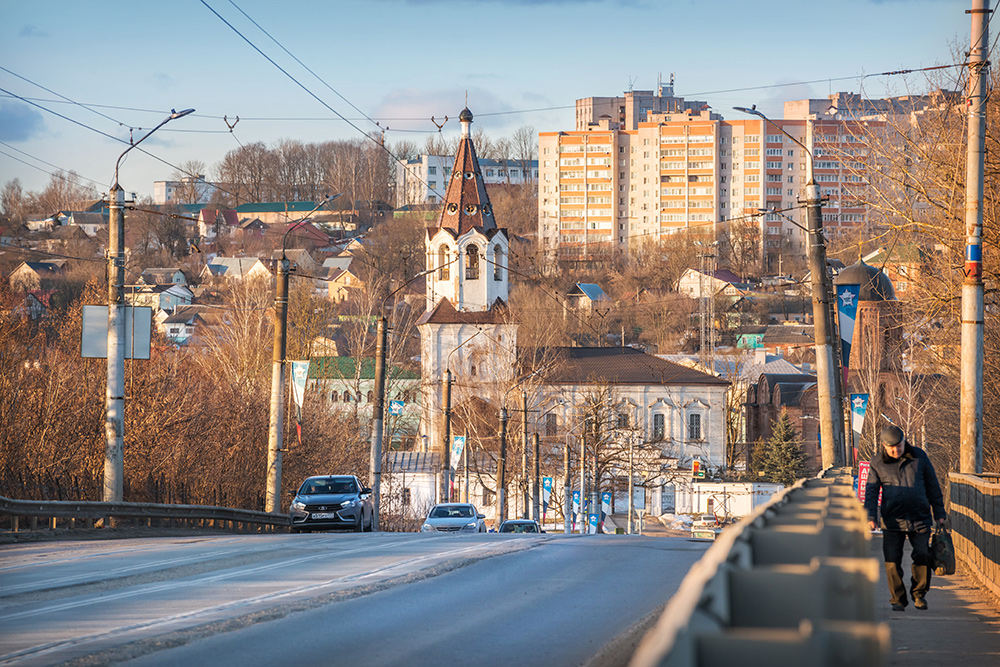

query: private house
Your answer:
[564,283,610,315]
[127,283,194,314]
[139,268,189,286]
[200,257,271,282]
[160,306,208,345]
[197,208,240,242]
[326,267,365,303]
[7,260,65,291]
[677,268,752,299]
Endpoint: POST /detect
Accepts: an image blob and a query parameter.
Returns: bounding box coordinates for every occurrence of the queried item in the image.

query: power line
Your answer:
[0,141,103,188]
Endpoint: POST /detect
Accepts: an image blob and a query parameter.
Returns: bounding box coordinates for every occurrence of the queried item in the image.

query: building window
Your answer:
[367,390,374,403]
[545,413,557,436]
[688,413,702,441]
[331,392,339,403]
[465,245,480,280]
[402,488,411,506]
[653,413,665,441]
[343,390,352,402]
[493,245,504,281]
[438,245,450,280]
[617,412,629,429]
[483,488,495,507]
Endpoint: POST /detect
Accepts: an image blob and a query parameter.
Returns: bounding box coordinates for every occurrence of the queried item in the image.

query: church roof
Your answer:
[434,108,497,235]
[834,259,896,301]
[416,297,511,325]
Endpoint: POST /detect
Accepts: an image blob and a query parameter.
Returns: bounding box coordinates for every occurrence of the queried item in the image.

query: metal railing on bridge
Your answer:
[948,472,1000,600]
[0,495,289,533]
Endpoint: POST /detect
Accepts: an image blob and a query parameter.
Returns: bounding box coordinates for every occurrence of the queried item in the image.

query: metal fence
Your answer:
[0,495,289,533]
[948,472,1000,600]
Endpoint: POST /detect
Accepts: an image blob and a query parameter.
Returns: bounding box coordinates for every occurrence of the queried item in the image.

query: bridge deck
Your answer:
[870,535,1000,666]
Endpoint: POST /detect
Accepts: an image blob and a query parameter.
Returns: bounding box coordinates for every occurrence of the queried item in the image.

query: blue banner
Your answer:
[290,360,310,410]
[450,435,465,469]
[542,477,553,519]
[588,513,599,534]
[850,394,869,455]
[601,491,612,529]
[837,284,860,377]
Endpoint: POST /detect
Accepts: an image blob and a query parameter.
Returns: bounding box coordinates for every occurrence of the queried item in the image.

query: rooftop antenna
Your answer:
[628,75,637,93]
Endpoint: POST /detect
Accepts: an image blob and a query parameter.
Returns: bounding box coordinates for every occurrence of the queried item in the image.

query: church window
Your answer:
[331,392,339,403]
[466,245,480,280]
[447,202,458,215]
[545,413,557,436]
[465,204,478,215]
[367,391,374,403]
[438,245,450,280]
[470,365,477,376]
[343,390,352,402]
[493,246,504,281]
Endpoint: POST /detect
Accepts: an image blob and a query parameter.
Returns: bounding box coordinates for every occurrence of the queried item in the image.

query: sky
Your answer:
[0,0,975,201]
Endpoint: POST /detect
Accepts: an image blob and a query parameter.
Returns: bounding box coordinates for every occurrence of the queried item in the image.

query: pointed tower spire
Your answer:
[436,107,496,235]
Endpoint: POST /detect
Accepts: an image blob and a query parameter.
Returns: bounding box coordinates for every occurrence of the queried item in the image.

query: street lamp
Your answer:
[733,105,845,468]
[104,108,194,503]
[265,194,340,514]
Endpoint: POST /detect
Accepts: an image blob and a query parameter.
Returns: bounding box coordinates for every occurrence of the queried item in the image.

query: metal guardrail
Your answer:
[631,468,888,667]
[948,472,1000,600]
[0,495,290,533]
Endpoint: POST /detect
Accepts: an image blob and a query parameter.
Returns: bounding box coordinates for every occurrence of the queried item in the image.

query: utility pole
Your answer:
[369,316,387,530]
[521,390,529,519]
[104,108,194,505]
[498,407,508,523]
[532,433,540,523]
[563,438,571,534]
[265,253,290,514]
[442,369,453,503]
[104,184,126,504]
[266,194,337,513]
[628,435,634,535]
[961,0,988,474]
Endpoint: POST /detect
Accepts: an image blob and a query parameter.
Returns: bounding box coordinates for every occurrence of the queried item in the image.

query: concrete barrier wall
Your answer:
[631,467,888,667]
[948,473,1000,601]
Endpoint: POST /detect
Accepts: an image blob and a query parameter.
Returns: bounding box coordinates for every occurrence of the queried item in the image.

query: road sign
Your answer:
[388,400,404,416]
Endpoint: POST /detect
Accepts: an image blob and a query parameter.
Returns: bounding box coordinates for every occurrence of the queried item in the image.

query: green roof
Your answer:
[235,201,330,214]
[307,356,419,381]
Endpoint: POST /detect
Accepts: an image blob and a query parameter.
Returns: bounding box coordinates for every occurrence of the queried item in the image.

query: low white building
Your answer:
[395,154,538,207]
[671,481,784,518]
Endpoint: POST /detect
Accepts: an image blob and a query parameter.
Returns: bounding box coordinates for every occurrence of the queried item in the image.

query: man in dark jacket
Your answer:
[865,424,947,611]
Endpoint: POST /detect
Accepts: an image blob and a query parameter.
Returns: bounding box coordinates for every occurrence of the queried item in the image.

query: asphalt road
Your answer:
[0,531,708,666]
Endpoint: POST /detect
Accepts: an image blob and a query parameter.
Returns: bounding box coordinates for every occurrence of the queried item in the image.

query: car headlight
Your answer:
[421,523,435,532]
[462,521,478,531]
[341,499,359,508]
[291,500,306,511]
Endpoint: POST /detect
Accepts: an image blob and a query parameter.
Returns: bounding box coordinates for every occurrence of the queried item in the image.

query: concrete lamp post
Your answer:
[105,108,194,504]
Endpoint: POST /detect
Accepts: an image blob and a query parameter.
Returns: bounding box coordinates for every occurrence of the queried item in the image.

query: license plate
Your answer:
[310,512,336,520]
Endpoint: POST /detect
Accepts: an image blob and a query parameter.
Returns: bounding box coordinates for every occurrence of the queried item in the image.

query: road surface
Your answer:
[0,531,708,666]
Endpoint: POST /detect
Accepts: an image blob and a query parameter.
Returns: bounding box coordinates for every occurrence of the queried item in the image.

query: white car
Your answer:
[420,503,487,533]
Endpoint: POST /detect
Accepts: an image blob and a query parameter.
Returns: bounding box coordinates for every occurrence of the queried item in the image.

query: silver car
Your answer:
[289,475,373,533]
[420,503,487,533]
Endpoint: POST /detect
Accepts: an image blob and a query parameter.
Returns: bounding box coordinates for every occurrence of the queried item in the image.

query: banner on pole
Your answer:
[290,360,310,445]
[837,284,860,380]
[450,435,466,469]
[850,393,869,449]
[601,491,612,530]
[572,490,580,531]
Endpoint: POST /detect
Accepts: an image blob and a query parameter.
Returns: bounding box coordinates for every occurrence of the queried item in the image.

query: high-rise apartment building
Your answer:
[540,89,884,271]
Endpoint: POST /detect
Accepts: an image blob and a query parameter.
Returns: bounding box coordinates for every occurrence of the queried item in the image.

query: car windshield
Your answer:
[301,479,357,495]
[431,506,473,519]
[500,522,537,533]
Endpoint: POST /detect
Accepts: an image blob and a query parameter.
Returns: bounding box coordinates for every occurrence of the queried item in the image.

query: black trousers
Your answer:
[882,528,932,606]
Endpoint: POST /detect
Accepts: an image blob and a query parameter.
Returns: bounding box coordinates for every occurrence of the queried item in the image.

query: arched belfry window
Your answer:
[493,245,504,281]
[466,245,480,280]
[438,245,450,280]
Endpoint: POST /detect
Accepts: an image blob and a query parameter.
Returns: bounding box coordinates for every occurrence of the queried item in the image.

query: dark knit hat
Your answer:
[879,424,905,447]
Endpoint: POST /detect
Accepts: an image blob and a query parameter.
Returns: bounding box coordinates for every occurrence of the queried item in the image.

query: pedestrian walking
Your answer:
[865,424,947,611]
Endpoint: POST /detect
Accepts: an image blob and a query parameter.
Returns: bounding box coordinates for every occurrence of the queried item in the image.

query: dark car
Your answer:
[498,519,543,534]
[289,475,373,533]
